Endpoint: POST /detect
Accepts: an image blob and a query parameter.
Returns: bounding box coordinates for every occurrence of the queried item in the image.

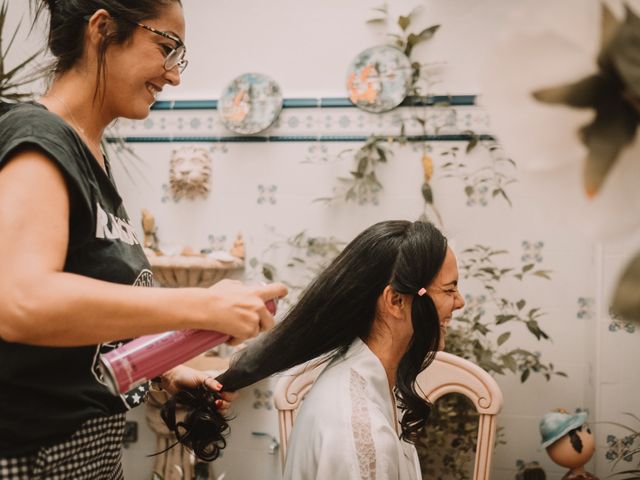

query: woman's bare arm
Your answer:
[0,150,286,346]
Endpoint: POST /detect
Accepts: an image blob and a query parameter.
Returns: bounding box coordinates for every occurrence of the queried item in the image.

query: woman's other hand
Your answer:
[160,365,238,411]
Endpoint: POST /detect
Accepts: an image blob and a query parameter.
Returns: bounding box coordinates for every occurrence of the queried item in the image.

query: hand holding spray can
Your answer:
[99,298,278,395]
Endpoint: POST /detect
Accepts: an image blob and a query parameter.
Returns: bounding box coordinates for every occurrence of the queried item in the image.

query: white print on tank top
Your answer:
[95,202,141,245]
[90,268,155,409]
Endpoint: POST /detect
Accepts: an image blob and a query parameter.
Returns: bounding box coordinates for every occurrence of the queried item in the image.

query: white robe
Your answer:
[284,338,422,480]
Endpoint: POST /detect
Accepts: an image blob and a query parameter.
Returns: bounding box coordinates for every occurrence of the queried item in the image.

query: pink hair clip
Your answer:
[417,287,427,296]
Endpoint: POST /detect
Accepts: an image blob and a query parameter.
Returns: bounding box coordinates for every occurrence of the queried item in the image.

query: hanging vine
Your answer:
[319,5,516,230]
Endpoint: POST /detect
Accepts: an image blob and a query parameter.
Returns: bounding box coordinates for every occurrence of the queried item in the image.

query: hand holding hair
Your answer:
[205,280,287,343]
[159,289,284,461]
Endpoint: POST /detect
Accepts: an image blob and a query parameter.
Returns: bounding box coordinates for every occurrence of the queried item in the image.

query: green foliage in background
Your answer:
[0,0,43,109]
[605,413,640,480]
[533,5,640,324]
[256,232,565,480]
[418,246,565,480]
[320,6,516,230]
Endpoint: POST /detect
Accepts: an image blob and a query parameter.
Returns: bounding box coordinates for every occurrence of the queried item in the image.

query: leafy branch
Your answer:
[314,136,390,205]
[605,412,640,479]
[248,230,345,309]
[367,3,441,95]
[421,244,563,480]
[440,139,517,207]
[0,0,44,109]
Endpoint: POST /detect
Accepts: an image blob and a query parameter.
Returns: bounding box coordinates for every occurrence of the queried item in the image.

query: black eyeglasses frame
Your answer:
[83,14,188,73]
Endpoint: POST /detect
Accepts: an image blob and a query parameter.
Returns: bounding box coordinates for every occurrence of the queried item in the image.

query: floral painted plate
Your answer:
[346,45,412,113]
[219,73,283,134]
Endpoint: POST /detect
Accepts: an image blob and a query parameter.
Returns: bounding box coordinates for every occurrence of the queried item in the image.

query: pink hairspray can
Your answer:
[99,298,277,395]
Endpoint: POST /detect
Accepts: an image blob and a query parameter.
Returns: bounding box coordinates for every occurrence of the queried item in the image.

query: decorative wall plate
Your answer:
[346,45,412,113]
[219,73,283,134]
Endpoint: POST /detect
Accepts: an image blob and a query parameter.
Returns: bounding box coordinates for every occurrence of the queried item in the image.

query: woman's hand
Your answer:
[160,365,238,411]
[205,280,288,344]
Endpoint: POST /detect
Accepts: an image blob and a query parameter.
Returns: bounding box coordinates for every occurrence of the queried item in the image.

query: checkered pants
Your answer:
[0,413,126,480]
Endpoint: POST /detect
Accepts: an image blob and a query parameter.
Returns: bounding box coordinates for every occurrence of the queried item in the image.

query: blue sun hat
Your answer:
[539,410,588,448]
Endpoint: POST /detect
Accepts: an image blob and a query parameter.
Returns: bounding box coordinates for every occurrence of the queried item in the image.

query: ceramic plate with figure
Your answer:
[219,73,283,134]
[346,45,412,113]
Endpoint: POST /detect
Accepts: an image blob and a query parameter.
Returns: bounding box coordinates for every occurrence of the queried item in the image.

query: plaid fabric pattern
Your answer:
[0,413,126,480]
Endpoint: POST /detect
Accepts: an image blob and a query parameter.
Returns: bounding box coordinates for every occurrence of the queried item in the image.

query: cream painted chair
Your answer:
[273,351,504,480]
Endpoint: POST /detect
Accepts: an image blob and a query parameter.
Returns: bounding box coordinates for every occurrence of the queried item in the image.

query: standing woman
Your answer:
[0,1,286,479]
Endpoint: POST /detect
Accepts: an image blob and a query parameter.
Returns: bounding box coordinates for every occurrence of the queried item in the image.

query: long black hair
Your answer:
[163,220,448,460]
[32,0,181,94]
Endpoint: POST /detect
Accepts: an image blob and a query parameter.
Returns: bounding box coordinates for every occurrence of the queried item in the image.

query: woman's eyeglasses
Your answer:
[132,21,188,74]
[84,14,189,73]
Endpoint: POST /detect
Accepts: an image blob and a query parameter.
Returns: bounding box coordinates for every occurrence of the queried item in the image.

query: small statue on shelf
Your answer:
[229,232,245,259]
[540,409,599,480]
[141,208,159,252]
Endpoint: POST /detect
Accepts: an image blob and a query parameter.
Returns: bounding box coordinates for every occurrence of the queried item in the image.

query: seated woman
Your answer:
[164,220,465,478]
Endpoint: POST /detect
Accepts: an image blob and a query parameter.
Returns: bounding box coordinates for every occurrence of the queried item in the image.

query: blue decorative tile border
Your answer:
[106,134,495,144]
[106,95,490,144]
[149,95,478,111]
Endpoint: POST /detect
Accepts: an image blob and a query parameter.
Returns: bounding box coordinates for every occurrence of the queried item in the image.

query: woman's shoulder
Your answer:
[0,102,83,158]
[0,102,68,132]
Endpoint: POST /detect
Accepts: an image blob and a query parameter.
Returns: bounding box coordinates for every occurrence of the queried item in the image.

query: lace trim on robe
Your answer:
[350,368,376,480]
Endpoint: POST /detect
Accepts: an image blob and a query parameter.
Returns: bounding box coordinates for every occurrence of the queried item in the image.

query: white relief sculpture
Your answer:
[168,145,212,200]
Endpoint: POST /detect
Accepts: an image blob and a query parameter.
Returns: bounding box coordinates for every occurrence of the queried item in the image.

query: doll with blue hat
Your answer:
[539,409,599,480]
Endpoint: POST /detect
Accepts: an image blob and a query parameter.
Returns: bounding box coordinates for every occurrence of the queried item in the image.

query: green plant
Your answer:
[0,0,43,109]
[367,3,440,96]
[314,135,390,205]
[440,140,517,207]
[320,6,514,226]
[248,229,345,309]
[605,413,640,480]
[419,245,565,480]
[532,5,640,323]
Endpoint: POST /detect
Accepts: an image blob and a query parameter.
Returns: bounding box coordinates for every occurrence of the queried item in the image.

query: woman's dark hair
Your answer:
[32,0,181,95]
[163,220,448,460]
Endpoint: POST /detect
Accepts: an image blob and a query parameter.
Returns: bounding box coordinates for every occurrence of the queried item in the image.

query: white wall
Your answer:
[5,1,640,479]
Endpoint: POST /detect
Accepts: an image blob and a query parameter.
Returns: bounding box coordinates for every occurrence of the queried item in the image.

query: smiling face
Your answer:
[102,1,186,119]
[427,247,465,350]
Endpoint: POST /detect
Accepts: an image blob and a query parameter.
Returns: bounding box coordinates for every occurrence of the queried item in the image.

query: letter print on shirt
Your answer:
[90,269,155,408]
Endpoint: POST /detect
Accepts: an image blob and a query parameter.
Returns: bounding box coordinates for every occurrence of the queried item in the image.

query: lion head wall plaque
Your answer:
[168,146,212,201]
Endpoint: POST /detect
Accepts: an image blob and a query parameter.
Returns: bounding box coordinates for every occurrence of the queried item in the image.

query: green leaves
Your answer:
[261,263,275,281]
[514,263,552,280]
[367,2,389,24]
[0,0,44,104]
[599,5,640,98]
[612,250,640,322]
[367,4,439,61]
[405,24,440,56]
[497,332,511,347]
[440,140,517,208]
[421,182,433,204]
[398,15,411,31]
[451,246,558,390]
[535,72,639,196]
[532,4,640,196]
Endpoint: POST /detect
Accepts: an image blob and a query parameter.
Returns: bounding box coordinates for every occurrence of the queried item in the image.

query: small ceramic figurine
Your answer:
[540,409,600,480]
[141,208,159,252]
[229,232,245,259]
